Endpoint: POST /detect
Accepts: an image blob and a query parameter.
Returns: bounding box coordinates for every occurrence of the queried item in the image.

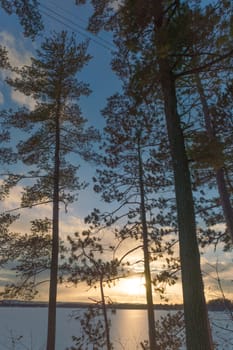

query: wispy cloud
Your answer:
[10,90,35,110]
[60,212,88,236]
[0,182,22,211]
[0,31,31,69]
[0,31,35,110]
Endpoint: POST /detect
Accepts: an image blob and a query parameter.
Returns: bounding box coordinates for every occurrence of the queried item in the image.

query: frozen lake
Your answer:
[0,307,232,349]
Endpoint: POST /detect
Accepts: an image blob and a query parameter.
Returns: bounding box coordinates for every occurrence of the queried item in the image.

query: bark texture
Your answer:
[151,2,213,348]
[159,65,213,350]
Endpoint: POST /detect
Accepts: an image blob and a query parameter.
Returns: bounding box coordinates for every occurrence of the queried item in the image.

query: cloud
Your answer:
[1,181,232,304]
[209,223,226,231]
[10,90,35,110]
[0,182,22,211]
[110,0,123,11]
[60,212,88,236]
[0,182,52,233]
[200,244,233,301]
[0,31,35,109]
[0,31,31,69]
[0,184,93,238]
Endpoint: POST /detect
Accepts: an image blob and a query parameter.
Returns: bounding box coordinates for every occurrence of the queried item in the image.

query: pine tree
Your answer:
[86,87,179,349]
[0,218,52,300]
[4,31,99,350]
[0,45,8,69]
[64,230,119,350]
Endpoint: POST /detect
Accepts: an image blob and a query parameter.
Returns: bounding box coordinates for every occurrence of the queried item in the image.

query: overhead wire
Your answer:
[39,2,115,52]
[45,0,115,49]
[45,0,93,28]
[41,6,114,51]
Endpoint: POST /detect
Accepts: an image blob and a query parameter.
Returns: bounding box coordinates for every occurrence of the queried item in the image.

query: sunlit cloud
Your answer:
[10,90,35,110]
[0,183,52,233]
[0,31,32,69]
[0,270,16,287]
[0,183,22,211]
[58,276,147,304]
[57,282,110,303]
[209,222,226,231]
[200,243,233,301]
[60,213,88,237]
[1,182,232,304]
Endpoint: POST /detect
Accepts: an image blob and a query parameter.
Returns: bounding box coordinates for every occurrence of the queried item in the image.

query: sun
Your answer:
[118,276,145,296]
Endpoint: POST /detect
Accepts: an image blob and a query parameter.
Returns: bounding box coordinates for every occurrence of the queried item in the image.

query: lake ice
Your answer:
[0,307,232,349]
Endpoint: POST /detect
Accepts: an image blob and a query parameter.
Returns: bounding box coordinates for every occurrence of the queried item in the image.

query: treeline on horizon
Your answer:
[1,298,232,312]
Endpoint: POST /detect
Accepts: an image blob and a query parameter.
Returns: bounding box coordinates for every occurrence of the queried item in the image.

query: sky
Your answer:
[0,0,232,305]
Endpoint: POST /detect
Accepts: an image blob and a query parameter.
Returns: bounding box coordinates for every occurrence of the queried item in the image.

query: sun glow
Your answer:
[118,276,146,297]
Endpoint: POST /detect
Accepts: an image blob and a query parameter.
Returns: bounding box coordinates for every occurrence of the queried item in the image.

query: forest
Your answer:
[0,0,233,349]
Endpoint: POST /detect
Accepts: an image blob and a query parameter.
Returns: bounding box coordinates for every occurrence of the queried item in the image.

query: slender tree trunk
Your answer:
[195,73,233,243]
[137,134,157,350]
[46,101,61,350]
[99,275,112,350]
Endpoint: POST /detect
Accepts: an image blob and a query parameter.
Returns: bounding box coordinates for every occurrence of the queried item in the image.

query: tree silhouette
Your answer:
[64,229,120,350]
[4,31,99,350]
[84,84,180,348]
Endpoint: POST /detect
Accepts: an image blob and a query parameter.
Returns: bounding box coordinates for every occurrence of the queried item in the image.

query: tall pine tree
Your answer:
[4,31,99,350]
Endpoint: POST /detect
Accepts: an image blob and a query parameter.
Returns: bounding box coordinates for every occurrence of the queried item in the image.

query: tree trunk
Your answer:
[99,275,112,350]
[46,101,61,350]
[195,73,233,243]
[150,2,213,347]
[158,58,213,350]
[137,134,157,350]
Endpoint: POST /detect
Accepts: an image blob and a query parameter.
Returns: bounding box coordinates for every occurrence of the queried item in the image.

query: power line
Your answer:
[40,3,114,50]
[46,0,92,27]
[39,2,115,52]
[40,8,112,51]
[45,0,115,49]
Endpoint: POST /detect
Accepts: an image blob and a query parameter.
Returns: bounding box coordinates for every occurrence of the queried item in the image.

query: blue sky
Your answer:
[0,0,121,214]
[0,1,233,304]
[0,0,120,123]
[0,0,146,304]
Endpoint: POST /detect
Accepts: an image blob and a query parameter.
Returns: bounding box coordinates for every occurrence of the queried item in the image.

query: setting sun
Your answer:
[117,276,146,297]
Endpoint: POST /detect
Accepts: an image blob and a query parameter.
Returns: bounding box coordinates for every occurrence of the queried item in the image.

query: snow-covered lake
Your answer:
[0,307,232,349]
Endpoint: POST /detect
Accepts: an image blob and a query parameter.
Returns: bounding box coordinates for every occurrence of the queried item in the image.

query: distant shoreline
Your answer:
[0,299,231,311]
[0,300,183,310]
